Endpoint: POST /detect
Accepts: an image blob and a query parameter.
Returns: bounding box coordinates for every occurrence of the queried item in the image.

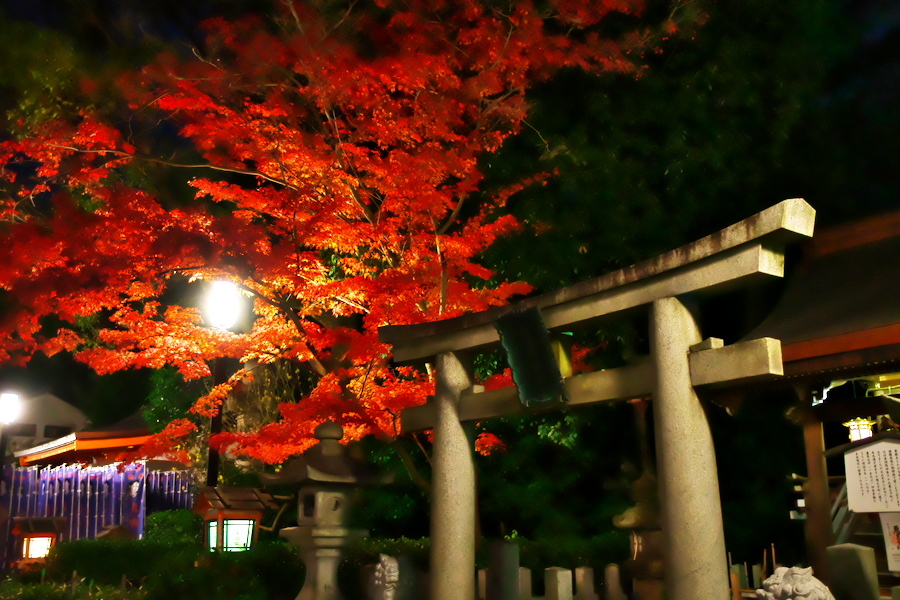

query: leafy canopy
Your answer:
[0,0,676,462]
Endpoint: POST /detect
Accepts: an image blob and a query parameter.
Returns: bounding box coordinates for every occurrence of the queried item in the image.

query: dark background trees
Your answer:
[0,0,897,570]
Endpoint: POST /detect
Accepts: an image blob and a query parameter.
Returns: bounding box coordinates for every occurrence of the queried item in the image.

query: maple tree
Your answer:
[0,0,681,467]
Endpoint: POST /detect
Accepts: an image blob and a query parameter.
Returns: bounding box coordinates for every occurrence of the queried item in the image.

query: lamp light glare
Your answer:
[0,392,21,425]
[205,281,242,330]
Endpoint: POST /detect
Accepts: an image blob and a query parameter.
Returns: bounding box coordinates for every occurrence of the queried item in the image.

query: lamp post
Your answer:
[0,392,19,574]
[203,281,244,488]
[0,392,21,489]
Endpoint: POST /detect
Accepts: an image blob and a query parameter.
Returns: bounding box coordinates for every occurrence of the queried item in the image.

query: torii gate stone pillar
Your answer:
[651,297,728,599]
[379,199,817,600]
[431,351,477,600]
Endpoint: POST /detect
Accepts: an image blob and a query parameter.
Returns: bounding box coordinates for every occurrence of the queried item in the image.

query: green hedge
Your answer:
[344,533,628,573]
[340,536,431,599]
[344,536,430,572]
[340,534,628,598]
[506,531,630,572]
[143,509,202,546]
[0,580,144,600]
[37,506,303,600]
[142,542,302,600]
[42,538,302,600]
[46,539,195,585]
[19,507,627,600]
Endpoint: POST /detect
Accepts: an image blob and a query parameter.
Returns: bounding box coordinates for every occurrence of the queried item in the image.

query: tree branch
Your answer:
[320,109,378,225]
[436,196,465,235]
[237,283,330,378]
[392,438,431,495]
[44,144,300,191]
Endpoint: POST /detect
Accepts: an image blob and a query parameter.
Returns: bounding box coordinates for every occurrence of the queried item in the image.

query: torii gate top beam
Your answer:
[379,198,815,363]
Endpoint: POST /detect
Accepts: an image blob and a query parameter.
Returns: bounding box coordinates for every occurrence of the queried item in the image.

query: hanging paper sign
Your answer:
[845,439,900,513]
[881,513,900,572]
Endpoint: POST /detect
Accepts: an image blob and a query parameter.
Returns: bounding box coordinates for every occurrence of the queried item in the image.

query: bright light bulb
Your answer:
[0,392,21,425]
[204,281,243,330]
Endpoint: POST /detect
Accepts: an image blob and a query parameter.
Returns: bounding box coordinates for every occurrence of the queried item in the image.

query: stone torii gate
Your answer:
[378,199,816,600]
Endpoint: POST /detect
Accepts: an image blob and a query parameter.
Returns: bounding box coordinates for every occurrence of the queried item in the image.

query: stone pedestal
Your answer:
[281,526,367,600]
[486,541,520,600]
[544,567,573,600]
[826,543,878,600]
[574,566,599,600]
[632,579,665,600]
[603,564,627,600]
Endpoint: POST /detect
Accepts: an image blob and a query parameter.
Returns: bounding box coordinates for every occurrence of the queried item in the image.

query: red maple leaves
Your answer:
[0,0,656,463]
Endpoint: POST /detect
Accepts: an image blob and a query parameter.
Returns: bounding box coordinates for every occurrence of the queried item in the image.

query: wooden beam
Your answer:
[782,323,900,362]
[401,338,781,432]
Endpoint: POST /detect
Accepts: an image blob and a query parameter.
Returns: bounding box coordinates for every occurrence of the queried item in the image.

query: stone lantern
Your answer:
[613,399,664,600]
[261,421,391,600]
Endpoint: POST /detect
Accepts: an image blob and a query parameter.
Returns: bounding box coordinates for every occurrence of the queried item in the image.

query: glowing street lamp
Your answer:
[0,392,21,495]
[0,392,21,426]
[204,280,243,330]
[202,281,244,487]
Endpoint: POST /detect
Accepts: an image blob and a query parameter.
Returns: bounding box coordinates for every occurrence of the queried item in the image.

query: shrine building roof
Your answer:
[746,210,900,383]
[13,428,151,466]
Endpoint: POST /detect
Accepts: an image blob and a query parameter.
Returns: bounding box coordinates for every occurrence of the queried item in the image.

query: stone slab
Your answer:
[689,337,783,387]
[381,199,814,362]
[401,338,779,432]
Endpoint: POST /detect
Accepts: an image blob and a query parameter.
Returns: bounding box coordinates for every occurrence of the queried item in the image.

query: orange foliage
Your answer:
[0,0,657,463]
[475,432,507,456]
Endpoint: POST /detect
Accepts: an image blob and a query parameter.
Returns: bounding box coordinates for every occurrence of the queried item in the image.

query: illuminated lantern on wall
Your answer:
[11,517,67,567]
[843,417,876,442]
[194,487,277,552]
[22,535,53,558]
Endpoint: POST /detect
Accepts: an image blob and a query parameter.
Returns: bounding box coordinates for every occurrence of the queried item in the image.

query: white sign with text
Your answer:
[845,439,900,513]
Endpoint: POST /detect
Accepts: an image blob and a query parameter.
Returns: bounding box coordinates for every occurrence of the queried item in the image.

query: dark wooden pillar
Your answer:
[794,385,834,582]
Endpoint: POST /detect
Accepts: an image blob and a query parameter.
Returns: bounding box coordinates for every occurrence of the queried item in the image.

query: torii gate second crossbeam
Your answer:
[378,199,816,600]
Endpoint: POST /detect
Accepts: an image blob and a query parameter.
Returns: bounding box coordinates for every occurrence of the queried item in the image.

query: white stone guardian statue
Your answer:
[756,566,835,600]
[372,554,400,600]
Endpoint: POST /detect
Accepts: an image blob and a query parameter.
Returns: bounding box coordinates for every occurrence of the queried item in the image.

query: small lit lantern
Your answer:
[194,487,278,552]
[208,515,255,552]
[12,517,67,568]
[843,416,876,442]
[23,535,54,558]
